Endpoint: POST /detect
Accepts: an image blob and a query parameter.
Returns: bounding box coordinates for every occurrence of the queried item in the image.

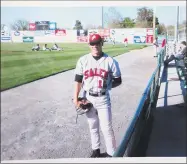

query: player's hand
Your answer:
[73,99,82,108]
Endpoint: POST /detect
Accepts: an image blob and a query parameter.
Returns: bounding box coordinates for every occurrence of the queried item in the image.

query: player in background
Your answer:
[73,34,122,158]
[51,43,63,51]
[124,37,128,47]
[43,44,51,51]
[32,44,40,51]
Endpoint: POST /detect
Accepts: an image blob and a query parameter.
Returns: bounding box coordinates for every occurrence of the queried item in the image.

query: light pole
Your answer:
[102,6,104,28]
[153,6,156,41]
[175,6,179,42]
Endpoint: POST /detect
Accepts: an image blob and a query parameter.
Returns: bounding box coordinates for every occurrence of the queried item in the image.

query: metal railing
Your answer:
[113,47,166,157]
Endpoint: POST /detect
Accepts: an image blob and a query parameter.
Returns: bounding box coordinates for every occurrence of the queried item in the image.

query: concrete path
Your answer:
[1,46,156,161]
[146,62,187,156]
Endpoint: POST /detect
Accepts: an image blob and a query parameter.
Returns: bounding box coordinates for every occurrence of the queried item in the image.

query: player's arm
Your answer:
[74,74,83,101]
[112,76,122,88]
[73,58,84,107]
[111,59,122,88]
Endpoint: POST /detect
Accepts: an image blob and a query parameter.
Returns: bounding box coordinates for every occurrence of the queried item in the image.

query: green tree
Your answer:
[10,19,29,31]
[73,20,83,30]
[156,24,166,35]
[105,7,123,28]
[136,7,159,28]
[120,17,135,28]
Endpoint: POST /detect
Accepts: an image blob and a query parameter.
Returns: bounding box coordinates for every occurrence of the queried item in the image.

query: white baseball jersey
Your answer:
[75,53,121,94]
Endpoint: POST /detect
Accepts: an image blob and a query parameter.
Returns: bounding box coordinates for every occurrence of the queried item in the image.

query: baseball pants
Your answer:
[85,93,116,156]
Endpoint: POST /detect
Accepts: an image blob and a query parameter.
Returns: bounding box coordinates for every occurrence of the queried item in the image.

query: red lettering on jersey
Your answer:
[84,70,89,80]
[89,68,94,77]
[94,68,99,76]
[84,68,108,80]
[99,69,104,78]
[100,69,108,79]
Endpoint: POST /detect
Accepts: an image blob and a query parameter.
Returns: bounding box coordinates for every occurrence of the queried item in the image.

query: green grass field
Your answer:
[1,43,147,91]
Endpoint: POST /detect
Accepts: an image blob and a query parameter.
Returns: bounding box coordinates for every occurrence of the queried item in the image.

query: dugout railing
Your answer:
[113,47,166,157]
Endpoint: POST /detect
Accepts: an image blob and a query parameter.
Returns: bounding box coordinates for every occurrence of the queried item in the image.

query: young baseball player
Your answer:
[73,34,122,158]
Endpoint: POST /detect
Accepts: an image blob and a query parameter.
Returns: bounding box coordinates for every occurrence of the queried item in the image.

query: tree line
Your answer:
[6,7,186,35]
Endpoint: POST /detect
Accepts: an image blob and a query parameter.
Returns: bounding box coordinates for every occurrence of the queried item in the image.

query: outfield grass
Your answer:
[1,43,147,91]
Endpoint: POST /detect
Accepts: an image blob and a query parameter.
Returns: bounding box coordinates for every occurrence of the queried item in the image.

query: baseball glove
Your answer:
[75,97,93,123]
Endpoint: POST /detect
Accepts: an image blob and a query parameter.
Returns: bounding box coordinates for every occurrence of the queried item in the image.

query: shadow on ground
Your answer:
[146,103,187,157]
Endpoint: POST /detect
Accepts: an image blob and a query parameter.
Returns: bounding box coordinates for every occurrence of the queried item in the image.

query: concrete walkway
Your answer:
[1,46,157,161]
[146,61,187,156]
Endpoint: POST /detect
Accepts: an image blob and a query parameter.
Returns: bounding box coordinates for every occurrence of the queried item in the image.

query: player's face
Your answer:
[89,42,102,56]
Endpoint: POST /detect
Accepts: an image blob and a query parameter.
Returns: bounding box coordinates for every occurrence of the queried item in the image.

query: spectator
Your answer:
[161,38,166,48]
[43,44,51,51]
[153,37,159,57]
[32,44,40,51]
[51,43,63,51]
[164,41,187,66]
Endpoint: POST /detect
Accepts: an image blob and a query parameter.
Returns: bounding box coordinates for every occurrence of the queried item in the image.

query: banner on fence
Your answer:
[35,21,50,30]
[29,23,36,31]
[44,30,55,36]
[1,36,11,42]
[55,29,66,36]
[77,36,88,42]
[23,36,34,42]
[49,22,56,30]
[133,36,146,43]
[13,31,21,36]
[77,29,88,36]
[146,28,153,43]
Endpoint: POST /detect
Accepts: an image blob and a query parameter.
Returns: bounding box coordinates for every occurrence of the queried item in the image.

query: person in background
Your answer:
[153,37,159,57]
[164,41,187,66]
[51,43,63,51]
[124,37,128,47]
[43,44,51,51]
[32,44,40,51]
[161,38,166,48]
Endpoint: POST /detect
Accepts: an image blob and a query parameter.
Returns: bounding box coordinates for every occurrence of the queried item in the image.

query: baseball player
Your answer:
[32,44,40,51]
[124,37,128,47]
[73,34,122,158]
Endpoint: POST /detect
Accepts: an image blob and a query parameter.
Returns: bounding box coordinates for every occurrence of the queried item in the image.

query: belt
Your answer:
[89,92,106,97]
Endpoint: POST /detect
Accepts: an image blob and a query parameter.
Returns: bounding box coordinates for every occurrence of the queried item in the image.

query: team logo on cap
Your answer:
[91,35,96,40]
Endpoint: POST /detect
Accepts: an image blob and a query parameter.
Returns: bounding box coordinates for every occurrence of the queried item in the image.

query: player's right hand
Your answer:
[73,99,82,109]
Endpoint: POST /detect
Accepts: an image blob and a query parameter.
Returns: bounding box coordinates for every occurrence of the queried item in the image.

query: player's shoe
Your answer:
[105,153,112,157]
[90,149,100,158]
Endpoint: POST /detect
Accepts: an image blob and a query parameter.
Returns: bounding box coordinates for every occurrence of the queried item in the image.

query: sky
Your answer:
[1,6,186,29]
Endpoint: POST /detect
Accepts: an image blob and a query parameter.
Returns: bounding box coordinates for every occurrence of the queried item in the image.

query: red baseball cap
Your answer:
[89,34,102,44]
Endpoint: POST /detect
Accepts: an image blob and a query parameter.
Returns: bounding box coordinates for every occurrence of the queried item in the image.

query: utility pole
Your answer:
[153,6,156,41]
[101,6,104,28]
[175,6,179,42]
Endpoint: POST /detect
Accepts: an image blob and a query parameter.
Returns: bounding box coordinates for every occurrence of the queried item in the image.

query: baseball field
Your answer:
[1,43,147,91]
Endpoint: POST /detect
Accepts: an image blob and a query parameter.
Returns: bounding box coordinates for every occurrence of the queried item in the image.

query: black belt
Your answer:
[89,92,106,97]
